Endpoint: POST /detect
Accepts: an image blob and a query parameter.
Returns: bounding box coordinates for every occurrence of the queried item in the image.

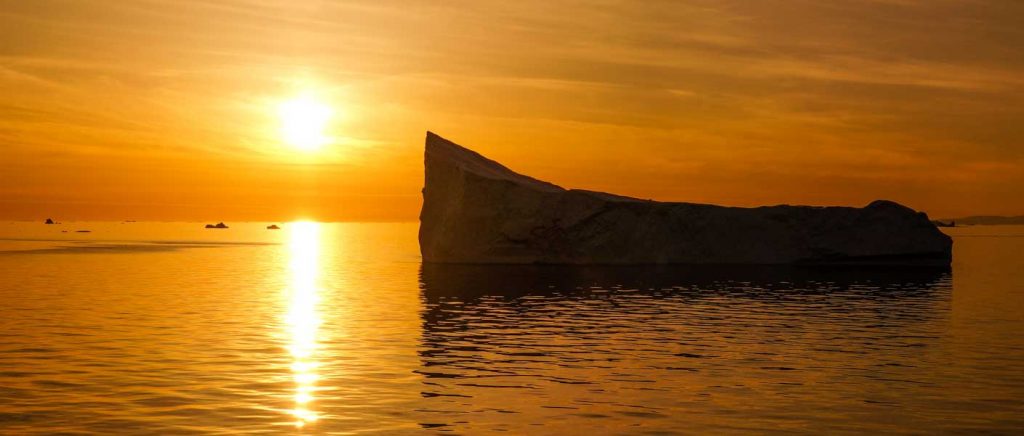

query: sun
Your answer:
[278,96,333,151]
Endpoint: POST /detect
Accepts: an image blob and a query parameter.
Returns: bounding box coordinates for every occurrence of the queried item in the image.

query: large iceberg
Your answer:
[419,132,952,265]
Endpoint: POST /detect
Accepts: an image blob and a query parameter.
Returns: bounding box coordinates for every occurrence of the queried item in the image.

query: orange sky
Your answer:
[1,1,1022,221]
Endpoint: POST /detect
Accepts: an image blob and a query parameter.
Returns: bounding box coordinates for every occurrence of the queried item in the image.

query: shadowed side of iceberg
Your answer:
[419,132,952,266]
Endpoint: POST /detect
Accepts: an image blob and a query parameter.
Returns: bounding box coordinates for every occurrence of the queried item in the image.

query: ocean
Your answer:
[0,222,1021,434]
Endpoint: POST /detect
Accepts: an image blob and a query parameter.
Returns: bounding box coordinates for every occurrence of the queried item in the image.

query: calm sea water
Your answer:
[0,222,1022,434]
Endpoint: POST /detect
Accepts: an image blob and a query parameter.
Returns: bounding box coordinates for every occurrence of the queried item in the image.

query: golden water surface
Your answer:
[0,222,1022,433]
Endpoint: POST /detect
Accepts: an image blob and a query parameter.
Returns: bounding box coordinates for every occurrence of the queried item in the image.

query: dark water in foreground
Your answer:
[0,222,1022,434]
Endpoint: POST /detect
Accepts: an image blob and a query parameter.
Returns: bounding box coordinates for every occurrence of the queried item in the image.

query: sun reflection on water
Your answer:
[285,221,321,427]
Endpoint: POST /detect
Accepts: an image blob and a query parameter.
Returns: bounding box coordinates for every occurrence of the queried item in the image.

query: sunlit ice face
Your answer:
[278,96,333,151]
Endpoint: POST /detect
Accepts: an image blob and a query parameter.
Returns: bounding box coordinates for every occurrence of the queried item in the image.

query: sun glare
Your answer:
[286,221,322,427]
[278,97,333,151]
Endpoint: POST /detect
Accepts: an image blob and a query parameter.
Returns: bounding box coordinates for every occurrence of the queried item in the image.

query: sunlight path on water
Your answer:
[285,221,322,428]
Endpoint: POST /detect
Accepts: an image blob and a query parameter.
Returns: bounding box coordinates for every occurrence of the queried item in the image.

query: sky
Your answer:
[1,0,1022,221]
